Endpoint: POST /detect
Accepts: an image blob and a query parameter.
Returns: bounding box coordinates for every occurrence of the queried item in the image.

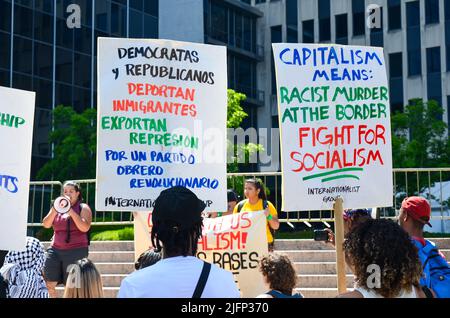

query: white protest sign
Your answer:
[272,44,393,211]
[134,211,268,298]
[0,86,35,251]
[96,38,227,212]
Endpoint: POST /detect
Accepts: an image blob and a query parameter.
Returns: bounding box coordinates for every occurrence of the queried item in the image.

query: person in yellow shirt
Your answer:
[233,179,279,251]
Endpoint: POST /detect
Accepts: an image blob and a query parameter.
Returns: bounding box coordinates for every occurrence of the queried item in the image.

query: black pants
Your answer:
[44,247,89,285]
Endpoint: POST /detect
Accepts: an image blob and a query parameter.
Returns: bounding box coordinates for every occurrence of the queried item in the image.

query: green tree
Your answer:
[391,99,450,168]
[36,105,97,181]
[390,99,450,209]
[226,89,264,193]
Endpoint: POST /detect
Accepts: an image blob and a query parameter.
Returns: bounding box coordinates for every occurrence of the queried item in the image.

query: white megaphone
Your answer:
[53,196,71,214]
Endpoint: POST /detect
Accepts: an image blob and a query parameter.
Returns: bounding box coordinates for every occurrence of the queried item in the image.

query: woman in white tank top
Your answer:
[336,219,429,299]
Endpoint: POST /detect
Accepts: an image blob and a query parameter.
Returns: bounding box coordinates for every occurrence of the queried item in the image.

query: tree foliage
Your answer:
[36,105,97,181]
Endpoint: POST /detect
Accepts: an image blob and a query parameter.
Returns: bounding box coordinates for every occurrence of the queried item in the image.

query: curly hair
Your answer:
[343,219,422,298]
[259,253,297,295]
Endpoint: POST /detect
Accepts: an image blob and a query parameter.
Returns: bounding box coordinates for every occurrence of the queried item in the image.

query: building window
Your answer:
[0,0,11,32]
[446,1,450,71]
[407,1,420,27]
[303,20,314,43]
[426,47,442,109]
[407,1,421,76]
[370,7,383,47]
[425,0,439,25]
[335,14,348,45]
[388,0,401,31]
[352,0,365,36]
[318,0,330,42]
[0,31,10,70]
[271,25,282,94]
[389,52,404,113]
[427,47,441,73]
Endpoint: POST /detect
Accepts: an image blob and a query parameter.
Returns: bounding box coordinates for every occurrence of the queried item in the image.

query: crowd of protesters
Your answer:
[1,178,449,299]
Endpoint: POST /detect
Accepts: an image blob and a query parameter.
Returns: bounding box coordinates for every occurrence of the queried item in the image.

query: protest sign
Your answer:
[272,44,393,211]
[96,38,227,212]
[0,86,35,250]
[134,211,268,297]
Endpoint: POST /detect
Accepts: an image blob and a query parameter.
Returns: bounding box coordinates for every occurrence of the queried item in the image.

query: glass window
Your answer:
[0,0,11,32]
[446,1,450,21]
[426,47,441,73]
[243,16,252,51]
[34,42,53,79]
[73,87,91,112]
[271,25,282,94]
[0,31,10,70]
[319,18,331,41]
[407,1,420,27]
[13,36,32,74]
[34,11,53,44]
[13,72,32,91]
[211,2,228,43]
[56,48,73,84]
[408,49,422,76]
[144,0,158,17]
[55,82,72,107]
[286,0,298,28]
[16,0,32,8]
[352,0,365,36]
[287,28,298,43]
[144,14,158,38]
[95,0,110,32]
[14,5,33,37]
[388,0,401,30]
[0,69,9,87]
[235,13,243,48]
[111,3,127,36]
[35,0,53,14]
[56,18,74,49]
[318,0,330,41]
[389,52,403,78]
[74,53,91,88]
[425,0,439,25]
[302,20,314,43]
[74,27,92,55]
[130,0,143,11]
[129,9,143,38]
[33,78,53,109]
[335,14,348,44]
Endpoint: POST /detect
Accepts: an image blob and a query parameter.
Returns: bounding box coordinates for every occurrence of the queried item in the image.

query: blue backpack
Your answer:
[413,239,450,298]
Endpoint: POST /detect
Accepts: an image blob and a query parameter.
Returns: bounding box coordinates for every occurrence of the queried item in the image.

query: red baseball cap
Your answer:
[401,196,432,227]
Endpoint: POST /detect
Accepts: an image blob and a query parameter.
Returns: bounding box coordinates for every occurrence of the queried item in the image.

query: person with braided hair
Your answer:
[118,186,240,298]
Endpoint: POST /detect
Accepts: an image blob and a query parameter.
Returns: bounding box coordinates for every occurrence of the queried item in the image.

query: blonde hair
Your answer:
[63,258,104,298]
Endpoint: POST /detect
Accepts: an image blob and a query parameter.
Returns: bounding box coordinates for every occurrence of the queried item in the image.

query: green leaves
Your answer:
[36,105,97,181]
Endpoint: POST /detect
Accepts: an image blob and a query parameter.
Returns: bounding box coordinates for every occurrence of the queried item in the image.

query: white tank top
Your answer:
[354,287,418,298]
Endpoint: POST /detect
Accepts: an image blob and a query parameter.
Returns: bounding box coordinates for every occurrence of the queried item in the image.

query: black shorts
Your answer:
[44,247,89,285]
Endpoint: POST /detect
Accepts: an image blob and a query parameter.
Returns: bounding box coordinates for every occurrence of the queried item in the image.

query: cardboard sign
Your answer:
[96,38,228,212]
[0,86,35,251]
[134,211,268,297]
[272,44,393,211]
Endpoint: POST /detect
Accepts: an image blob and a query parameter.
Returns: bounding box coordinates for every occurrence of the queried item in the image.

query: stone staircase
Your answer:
[45,238,450,298]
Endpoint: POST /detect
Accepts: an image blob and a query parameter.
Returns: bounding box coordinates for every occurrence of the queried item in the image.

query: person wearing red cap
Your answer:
[399,196,450,298]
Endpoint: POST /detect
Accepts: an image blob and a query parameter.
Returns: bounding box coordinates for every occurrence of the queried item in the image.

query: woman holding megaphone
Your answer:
[42,181,92,298]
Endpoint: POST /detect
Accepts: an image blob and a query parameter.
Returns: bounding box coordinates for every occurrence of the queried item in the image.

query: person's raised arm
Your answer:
[42,207,58,228]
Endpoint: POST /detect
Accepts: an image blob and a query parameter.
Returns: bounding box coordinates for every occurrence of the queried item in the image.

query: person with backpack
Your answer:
[256,253,303,298]
[118,186,240,298]
[399,196,450,298]
[42,181,92,298]
[233,179,279,252]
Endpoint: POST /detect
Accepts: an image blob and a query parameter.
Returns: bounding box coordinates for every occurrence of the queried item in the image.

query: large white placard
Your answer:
[96,38,228,212]
[0,86,35,250]
[272,44,393,211]
[134,211,268,298]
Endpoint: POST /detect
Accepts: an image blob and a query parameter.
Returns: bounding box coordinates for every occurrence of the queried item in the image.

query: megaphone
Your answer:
[53,196,71,214]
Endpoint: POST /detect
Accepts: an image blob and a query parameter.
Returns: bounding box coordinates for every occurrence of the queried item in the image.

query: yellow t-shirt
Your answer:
[233,199,277,243]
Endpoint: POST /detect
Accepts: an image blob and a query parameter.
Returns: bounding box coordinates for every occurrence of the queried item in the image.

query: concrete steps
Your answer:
[45,238,450,298]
